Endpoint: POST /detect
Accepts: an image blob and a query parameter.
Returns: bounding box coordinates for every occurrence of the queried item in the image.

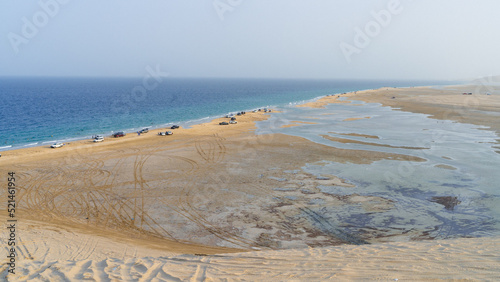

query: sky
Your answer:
[1,0,499,80]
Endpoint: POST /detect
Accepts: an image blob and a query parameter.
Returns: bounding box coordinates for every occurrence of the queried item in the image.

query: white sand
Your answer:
[3,221,499,280]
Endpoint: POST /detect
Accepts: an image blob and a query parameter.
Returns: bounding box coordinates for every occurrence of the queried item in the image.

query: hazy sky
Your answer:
[1,0,499,80]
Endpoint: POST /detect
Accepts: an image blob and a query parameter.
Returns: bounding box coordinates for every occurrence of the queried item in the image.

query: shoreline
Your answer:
[0,110,273,162]
[0,109,272,154]
[0,82,441,159]
[0,82,456,153]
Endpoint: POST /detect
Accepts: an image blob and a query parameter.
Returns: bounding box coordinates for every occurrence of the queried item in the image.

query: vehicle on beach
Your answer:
[93,136,104,142]
[112,132,125,138]
[50,142,64,148]
[229,120,237,124]
[219,122,229,125]
[171,125,180,129]
[166,131,173,135]
[231,117,236,121]
[139,128,149,133]
[158,131,173,136]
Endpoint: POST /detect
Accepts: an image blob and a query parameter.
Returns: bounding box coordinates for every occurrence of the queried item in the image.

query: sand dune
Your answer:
[2,225,499,281]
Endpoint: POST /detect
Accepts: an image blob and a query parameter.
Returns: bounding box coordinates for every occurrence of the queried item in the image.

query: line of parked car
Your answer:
[49,108,274,150]
[49,108,272,149]
[49,125,180,150]
[158,125,179,136]
[109,125,179,139]
[220,111,247,125]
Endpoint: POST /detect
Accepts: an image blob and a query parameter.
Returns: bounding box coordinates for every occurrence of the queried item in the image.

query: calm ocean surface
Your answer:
[0,77,450,151]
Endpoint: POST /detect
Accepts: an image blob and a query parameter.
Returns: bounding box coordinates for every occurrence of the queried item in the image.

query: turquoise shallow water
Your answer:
[255,97,500,239]
[0,77,450,151]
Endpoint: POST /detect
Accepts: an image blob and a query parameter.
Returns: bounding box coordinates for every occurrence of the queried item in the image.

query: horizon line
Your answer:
[0,75,465,82]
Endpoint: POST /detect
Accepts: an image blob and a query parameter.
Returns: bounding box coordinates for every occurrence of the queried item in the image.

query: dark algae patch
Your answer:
[430,196,461,210]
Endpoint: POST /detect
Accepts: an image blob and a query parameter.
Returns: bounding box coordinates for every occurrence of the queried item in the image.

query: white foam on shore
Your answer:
[22,142,41,147]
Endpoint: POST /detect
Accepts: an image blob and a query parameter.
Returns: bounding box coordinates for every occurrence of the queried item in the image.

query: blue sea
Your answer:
[0,77,452,151]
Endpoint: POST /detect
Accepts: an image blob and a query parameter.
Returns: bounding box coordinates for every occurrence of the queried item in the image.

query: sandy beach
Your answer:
[1,84,500,280]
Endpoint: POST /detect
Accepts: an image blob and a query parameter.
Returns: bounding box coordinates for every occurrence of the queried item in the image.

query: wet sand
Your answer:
[347,85,500,137]
[1,85,500,280]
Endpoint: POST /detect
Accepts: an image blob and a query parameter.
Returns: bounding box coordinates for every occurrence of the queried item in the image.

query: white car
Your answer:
[51,142,64,148]
[93,136,104,142]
